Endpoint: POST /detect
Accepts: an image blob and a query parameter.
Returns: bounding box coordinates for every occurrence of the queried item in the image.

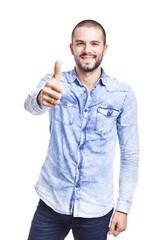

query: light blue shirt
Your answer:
[24,68,139,218]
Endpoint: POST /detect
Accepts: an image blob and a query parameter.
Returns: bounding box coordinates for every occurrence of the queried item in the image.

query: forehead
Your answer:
[73,26,103,42]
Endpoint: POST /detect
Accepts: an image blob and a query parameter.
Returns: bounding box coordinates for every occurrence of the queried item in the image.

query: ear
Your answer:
[103,44,108,56]
[70,43,74,55]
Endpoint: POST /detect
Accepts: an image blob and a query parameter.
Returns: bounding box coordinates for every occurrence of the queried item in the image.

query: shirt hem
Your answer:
[35,186,114,218]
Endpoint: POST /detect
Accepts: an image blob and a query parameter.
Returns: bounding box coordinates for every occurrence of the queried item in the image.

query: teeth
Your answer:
[81,56,94,59]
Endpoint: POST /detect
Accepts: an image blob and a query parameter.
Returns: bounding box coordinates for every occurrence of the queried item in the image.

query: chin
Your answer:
[82,66,97,73]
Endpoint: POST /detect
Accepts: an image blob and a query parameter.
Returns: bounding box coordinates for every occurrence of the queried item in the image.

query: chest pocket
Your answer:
[95,107,120,135]
[53,97,77,125]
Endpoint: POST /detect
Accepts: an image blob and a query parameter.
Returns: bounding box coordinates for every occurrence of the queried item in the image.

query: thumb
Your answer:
[53,60,61,81]
[108,218,116,235]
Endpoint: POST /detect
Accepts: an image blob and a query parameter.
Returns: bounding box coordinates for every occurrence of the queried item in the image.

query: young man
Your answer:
[24,20,139,240]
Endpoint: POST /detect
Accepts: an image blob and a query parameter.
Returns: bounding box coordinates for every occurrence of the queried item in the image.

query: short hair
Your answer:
[71,19,106,45]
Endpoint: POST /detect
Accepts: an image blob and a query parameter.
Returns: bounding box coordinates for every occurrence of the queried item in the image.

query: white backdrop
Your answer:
[0,0,160,239]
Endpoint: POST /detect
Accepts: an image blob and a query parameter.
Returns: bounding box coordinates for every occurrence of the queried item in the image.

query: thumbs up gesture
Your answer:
[38,61,63,108]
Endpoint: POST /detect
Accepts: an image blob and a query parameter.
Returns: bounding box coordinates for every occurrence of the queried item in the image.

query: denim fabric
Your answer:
[24,68,139,217]
[28,200,113,240]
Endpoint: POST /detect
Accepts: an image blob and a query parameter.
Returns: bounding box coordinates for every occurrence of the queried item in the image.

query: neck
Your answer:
[75,65,102,91]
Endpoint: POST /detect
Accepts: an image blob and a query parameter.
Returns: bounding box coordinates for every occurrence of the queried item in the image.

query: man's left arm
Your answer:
[109,86,139,237]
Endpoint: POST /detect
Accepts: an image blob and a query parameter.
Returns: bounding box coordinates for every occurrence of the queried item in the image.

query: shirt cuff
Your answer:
[115,199,132,215]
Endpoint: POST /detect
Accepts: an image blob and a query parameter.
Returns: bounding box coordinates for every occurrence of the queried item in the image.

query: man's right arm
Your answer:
[24,73,52,115]
[24,61,63,115]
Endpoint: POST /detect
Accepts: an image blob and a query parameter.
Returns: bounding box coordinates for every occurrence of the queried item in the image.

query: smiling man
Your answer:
[25,20,139,240]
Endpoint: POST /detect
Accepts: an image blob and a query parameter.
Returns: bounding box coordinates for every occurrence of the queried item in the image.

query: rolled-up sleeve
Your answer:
[24,73,53,115]
[116,87,139,214]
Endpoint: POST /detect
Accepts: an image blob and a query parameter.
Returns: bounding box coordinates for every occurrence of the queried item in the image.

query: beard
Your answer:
[73,52,104,73]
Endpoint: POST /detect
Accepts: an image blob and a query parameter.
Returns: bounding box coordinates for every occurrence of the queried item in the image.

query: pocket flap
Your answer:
[97,107,119,117]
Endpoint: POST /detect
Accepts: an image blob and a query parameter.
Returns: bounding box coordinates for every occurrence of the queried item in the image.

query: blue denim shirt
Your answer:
[24,68,139,218]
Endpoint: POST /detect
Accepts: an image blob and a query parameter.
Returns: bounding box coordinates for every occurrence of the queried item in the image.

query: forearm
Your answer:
[116,145,139,214]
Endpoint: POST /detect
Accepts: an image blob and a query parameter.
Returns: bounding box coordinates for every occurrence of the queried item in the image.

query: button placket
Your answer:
[79,109,88,147]
[75,87,89,191]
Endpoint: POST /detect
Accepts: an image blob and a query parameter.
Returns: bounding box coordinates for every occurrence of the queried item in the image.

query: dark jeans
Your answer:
[28,200,113,240]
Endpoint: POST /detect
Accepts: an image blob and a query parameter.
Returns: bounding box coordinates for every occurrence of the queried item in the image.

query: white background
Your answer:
[0,0,160,239]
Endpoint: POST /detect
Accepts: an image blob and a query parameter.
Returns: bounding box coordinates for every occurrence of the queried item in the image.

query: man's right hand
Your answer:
[37,60,63,108]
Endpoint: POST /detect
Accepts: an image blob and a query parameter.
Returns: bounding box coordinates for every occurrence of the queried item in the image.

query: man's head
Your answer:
[70,20,107,73]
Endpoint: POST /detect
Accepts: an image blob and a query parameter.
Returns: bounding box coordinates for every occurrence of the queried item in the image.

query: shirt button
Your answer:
[79,145,83,150]
[76,183,80,188]
[84,109,88,112]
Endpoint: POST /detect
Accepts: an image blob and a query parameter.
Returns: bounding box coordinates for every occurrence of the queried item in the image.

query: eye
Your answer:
[92,42,99,46]
[77,42,84,46]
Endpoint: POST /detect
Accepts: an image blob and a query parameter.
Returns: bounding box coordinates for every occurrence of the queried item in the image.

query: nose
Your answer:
[84,43,92,54]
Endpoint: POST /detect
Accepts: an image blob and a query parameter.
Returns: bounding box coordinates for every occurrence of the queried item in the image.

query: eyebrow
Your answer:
[75,40,84,43]
[75,40,101,43]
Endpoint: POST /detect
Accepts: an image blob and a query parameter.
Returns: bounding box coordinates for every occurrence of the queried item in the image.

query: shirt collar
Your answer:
[70,67,108,86]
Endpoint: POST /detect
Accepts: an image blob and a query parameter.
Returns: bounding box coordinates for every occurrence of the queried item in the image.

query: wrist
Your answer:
[115,211,128,215]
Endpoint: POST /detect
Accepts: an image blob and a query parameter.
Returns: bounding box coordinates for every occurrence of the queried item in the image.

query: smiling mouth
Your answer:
[80,55,96,62]
[81,56,94,59]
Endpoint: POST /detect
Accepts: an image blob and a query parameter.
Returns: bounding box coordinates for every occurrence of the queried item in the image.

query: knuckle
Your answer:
[52,104,58,108]
[41,88,48,95]
[56,93,62,100]
[58,93,62,99]
[41,94,46,100]
[46,79,52,85]
[123,226,127,231]
[41,100,46,106]
[59,85,63,93]
[56,99,60,105]
[111,220,116,225]
[53,82,63,93]
[119,226,125,232]
[119,225,123,230]
[41,88,45,94]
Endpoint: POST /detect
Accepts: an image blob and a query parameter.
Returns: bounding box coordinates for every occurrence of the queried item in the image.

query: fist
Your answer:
[38,60,63,108]
[108,211,127,237]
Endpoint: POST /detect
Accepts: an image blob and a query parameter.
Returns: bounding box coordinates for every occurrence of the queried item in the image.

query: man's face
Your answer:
[70,26,107,73]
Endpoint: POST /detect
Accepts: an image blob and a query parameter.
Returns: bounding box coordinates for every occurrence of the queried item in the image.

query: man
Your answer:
[24,20,139,240]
